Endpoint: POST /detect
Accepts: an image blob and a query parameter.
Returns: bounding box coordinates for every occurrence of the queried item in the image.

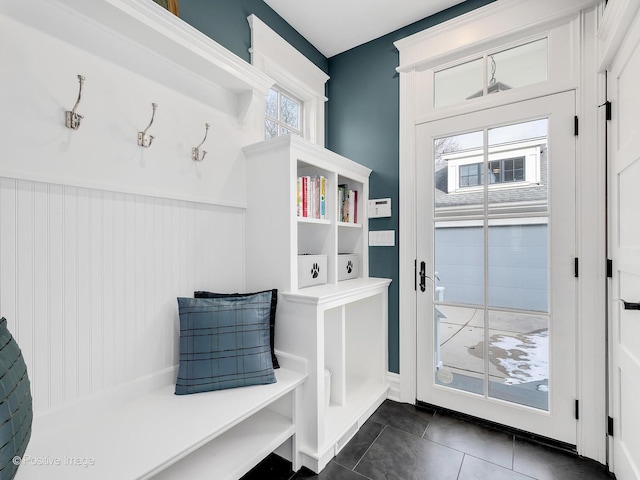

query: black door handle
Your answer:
[419,261,426,292]
[622,300,640,311]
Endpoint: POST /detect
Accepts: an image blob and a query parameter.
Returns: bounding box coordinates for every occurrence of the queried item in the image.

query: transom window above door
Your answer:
[265,86,303,139]
[434,37,549,108]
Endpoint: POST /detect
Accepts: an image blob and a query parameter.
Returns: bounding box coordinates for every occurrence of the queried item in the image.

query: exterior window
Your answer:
[265,87,302,139]
[458,157,526,188]
[459,164,482,187]
[489,157,525,184]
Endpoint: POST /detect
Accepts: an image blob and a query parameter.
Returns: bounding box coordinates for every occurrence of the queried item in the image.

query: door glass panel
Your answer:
[432,119,552,411]
[488,119,548,215]
[435,305,485,395]
[434,131,484,218]
[435,225,484,305]
[488,310,549,410]
[488,222,549,312]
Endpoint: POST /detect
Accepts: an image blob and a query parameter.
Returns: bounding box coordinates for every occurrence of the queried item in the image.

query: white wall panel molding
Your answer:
[575,7,608,463]
[0,177,245,418]
[0,2,267,207]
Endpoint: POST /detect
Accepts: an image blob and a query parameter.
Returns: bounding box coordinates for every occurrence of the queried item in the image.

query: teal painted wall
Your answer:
[179,0,328,74]
[326,0,496,373]
[178,0,495,374]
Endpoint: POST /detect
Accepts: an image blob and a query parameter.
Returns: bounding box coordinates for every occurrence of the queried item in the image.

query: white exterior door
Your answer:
[608,7,640,479]
[416,92,578,444]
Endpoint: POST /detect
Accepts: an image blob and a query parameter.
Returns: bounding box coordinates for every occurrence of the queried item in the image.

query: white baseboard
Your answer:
[386,372,401,402]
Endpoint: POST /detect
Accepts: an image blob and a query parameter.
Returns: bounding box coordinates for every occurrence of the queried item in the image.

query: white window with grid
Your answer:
[265,86,302,139]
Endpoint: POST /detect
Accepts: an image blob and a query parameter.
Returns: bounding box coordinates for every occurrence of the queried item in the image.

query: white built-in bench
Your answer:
[15,352,306,480]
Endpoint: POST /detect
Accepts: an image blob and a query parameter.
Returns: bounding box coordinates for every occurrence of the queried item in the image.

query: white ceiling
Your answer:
[262,0,465,58]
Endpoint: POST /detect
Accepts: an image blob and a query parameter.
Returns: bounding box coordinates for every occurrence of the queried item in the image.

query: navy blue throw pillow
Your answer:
[194,289,279,369]
[0,317,33,480]
[176,294,276,395]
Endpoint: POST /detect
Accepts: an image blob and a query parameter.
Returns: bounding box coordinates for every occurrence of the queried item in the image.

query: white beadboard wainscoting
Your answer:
[0,177,246,418]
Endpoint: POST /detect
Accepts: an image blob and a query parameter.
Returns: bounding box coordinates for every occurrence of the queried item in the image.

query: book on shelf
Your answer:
[296,177,302,217]
[338,184,358,223]
[297,175,327,220]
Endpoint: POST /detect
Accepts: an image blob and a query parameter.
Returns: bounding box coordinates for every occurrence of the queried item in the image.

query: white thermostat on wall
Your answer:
[368,198,392,218]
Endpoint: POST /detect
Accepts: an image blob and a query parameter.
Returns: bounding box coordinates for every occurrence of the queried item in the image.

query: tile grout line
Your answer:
[351,424,388,472]
[420,417,517,473]
[456,453,466,479]
[421,410,436,438]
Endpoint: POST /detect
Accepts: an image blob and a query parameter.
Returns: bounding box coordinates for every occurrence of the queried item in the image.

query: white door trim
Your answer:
[397,1,607,462]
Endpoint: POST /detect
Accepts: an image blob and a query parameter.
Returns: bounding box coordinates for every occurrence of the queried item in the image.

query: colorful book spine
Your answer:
[338,184,346,222]
[296,177,302,217]
[302,176,309,217]
[320,176,326,220]
[297,174,330,221]
[314,176,320,219]
[352,189,358,223]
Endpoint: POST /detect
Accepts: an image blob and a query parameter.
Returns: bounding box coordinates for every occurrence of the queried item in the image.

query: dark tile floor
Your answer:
[241,400,615,480]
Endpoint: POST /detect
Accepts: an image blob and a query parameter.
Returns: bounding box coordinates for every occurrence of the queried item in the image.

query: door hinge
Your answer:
[607,259,613,278]
[599,101,612,121]
[575,399,580,420]
[414,259,417,291]
[608,416,614,436]
[574,116,579,136]
[574,258,579,278]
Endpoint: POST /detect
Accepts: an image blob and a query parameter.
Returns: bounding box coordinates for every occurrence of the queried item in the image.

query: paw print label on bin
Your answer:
[311,263,320,279]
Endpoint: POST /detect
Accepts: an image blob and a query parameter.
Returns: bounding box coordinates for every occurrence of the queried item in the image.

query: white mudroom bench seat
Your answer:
[15,352,306,480]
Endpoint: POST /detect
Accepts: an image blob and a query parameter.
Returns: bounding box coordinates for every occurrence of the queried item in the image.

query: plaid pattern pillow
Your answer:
[194,289,279,369]
[0,317,32,480]
[175,294,276,395]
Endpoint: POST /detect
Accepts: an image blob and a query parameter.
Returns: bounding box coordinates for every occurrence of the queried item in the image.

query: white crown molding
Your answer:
[597,0,640,70]
[248,15,329,93]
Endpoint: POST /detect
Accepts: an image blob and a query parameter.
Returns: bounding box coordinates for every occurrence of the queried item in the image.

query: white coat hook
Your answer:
[65,74,86,130]
[192,123,210,162]
[138,103,158,148]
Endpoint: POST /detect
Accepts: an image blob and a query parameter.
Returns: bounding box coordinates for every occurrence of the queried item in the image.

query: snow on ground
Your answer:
[490,330,548,385]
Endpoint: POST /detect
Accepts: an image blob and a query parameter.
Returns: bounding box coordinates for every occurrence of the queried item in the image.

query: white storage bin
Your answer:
[338,253,359,281]
[298,254,327,288]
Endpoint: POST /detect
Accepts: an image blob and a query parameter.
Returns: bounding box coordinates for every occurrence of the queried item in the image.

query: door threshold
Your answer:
[415,400,577,454]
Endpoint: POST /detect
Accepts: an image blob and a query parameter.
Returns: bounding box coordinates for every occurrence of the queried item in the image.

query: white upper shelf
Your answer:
[2,0,274,122]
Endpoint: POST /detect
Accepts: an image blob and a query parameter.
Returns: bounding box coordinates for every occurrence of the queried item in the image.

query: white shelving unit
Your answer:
[244,136,391,473]
[243,135,371,292]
